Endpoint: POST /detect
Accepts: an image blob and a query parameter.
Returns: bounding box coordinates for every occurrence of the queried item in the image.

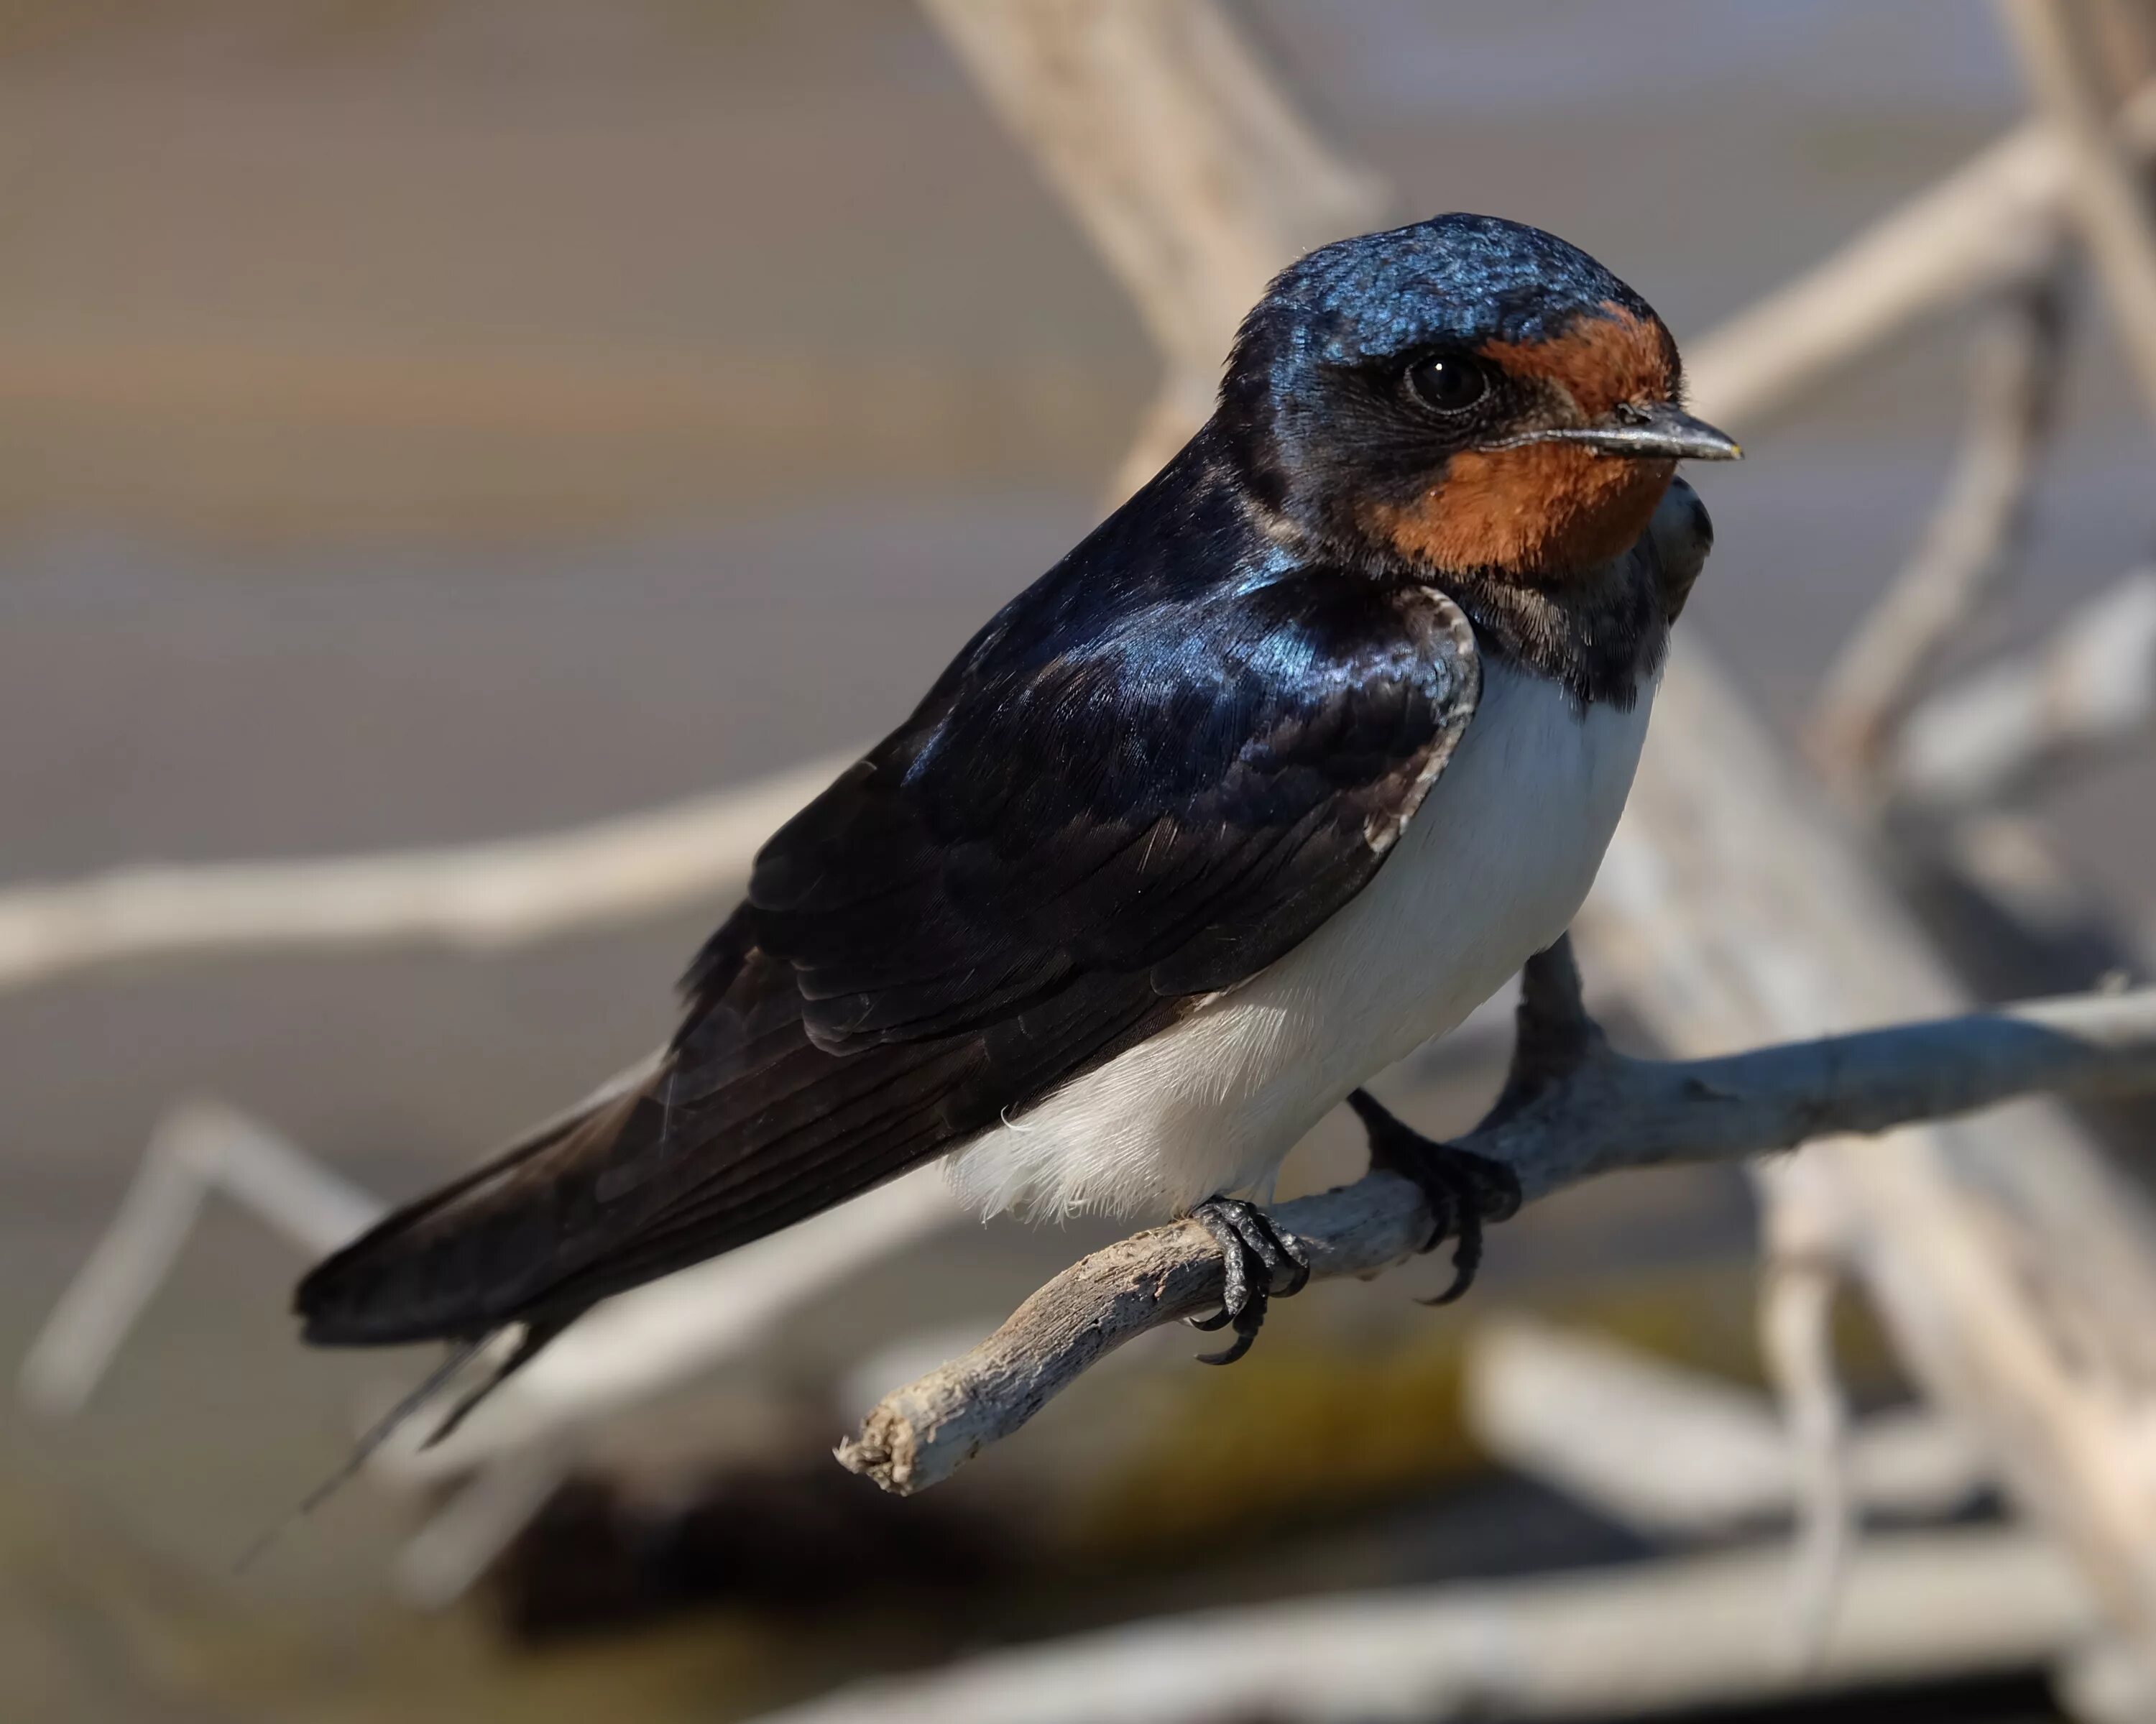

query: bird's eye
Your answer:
[1406,353,1488,415]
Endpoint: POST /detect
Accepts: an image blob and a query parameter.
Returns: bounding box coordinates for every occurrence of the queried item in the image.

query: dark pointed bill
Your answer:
[1524,402,1743,461]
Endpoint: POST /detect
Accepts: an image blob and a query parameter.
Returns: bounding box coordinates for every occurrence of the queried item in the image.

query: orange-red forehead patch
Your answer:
[1480,301,1677,420]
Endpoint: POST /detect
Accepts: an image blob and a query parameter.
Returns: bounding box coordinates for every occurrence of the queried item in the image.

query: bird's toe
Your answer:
[1347,1089,1521,1306]
[1185,1195,1311,1365]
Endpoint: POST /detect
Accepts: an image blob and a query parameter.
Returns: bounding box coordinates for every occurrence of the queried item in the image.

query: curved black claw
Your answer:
[1347,1089,1521,1306]
[1185,1196,1311,1365]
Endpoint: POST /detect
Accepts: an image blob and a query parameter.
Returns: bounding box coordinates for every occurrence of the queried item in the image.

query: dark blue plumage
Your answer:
[1258,212,1657,360]
[294,211,1733,1380]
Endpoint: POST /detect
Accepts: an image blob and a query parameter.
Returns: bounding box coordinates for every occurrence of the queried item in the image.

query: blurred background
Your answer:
[4,3,2155,1720]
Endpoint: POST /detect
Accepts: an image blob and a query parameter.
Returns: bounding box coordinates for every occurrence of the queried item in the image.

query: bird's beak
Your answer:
[1527,402,1743,462]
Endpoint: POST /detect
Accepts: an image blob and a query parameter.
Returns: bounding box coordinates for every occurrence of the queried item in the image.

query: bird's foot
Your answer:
[1184,1196,1311,1366]
[1348,1089,1521,1306]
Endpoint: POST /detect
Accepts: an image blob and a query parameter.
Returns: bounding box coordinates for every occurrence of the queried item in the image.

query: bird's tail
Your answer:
[293,1054,658,1349]
[276,1061,665,1532]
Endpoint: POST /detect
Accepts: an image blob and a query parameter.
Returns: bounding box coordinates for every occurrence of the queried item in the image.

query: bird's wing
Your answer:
[296,572,1478,1345]
[745,575,1481,1048]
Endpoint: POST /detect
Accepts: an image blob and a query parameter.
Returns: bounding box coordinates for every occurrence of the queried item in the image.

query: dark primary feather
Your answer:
[295,428,1480,1349]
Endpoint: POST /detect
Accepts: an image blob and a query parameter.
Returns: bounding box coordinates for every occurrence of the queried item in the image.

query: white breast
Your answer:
[944,655,1655,1221]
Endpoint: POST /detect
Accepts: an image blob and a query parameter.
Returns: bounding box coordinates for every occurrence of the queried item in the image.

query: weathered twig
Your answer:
[889,17,2156,1674]
[745,1526,2089,1724]
[19,1093,961,1483]
[1889,569,2156,813]
[2086,0,2156,100]
[2000,0,2156,412]
[923,0,1387,505]
[837,960,2156,1495]
[1758,1236,1855,1667]
[0,750,850,993]
[1462,1318,1988,1536]
[374,1163,961,1487]
[15,1101,379,1418]
[1587,646,2156,1651]
[1807,280,2065,786]
[922,0,1383,385]
[11,80,2156,997]
[1908,813,2156,1013]
[19,1100,962,1608]
[1682,77,2156,428]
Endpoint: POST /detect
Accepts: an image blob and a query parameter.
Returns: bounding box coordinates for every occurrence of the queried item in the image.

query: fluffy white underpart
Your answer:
[944,652,1657,1222]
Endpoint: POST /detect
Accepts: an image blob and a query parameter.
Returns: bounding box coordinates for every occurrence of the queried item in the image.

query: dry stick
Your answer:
[1757,1243,1853,1668]
[744,1527,2088,1724]
[15,1097,963,1612]
[900,2,2156,1668]
[1889,568,2156,813]
[10,87,2156,996]
[1460,1317,1992,1536]
[1682,76,2156,428]
[1619,24,2156,1653]
[7,1,2154,1658]
[364,1163,962,1488]
[15,1101,382,1418]
[2001,0,2156,411]
[0,750,852,992]
[1627,320,2156,1660]
[837,954,2156,1495]
[1807,280,2065,788]
[1787,151,2060,1647]
[921,0,1387,503]
[921,0,1384,384]
[1587,652,2156,1651]
[2086,0,2156,98]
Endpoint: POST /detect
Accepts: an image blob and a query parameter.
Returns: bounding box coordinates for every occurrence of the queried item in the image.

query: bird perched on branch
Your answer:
[296,213,1737,1422]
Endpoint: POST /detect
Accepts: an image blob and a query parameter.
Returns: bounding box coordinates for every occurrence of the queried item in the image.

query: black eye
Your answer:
[1406,352,1488,415]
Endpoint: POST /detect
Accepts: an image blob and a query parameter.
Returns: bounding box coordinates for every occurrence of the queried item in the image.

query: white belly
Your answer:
[944,656,1655,1220]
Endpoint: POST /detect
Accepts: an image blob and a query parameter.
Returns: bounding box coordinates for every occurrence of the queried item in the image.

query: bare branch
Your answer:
[921,0,1385,382]
[1759,1245,1855,1667]
[0,751,849,994]
[923,0,1387,509]
[745,1527,2089,1724]
[1807,281,2065,785]
[1889,569,2156,813]
[1683,78,2156,429]
[14,1101,379,1417]
[1588,648,2156,1649]
[374,1164,962,1488]
[876,19,2156,1670]
[837,982,2156,1496]
[19,1096,963,1490]
[15,80,2156,1000]
[2084,0,2156,99]
[1462,1319,1989,1536]
[1999,0,2156,415]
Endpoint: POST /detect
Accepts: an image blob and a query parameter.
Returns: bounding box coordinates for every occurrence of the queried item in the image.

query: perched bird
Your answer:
[297,212,1738,1415]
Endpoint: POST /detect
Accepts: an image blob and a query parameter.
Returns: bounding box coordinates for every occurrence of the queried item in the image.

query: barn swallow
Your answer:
[296,212,1736,1412]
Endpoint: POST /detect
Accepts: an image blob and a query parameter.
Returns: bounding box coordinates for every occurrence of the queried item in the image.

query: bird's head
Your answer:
[1218,212,1739,583]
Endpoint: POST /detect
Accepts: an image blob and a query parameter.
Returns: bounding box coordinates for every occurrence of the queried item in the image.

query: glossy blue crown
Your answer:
[1261,212,1657,361]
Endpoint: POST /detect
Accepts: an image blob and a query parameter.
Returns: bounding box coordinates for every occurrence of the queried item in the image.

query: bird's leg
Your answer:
[1346,1089,1521,1306]
[1184,1197,1311,1365]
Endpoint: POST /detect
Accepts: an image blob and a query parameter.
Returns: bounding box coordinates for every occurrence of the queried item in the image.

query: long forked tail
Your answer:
[293,1055,659,1350]
[235,1332,491,1572]
[292,923,992,1472]
[271,1060,664,1543]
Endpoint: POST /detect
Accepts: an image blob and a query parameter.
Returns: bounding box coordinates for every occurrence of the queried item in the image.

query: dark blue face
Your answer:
[1215,213,1703,578]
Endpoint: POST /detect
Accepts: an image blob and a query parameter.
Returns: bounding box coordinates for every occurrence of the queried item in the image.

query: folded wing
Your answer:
[296,570,1479,1348]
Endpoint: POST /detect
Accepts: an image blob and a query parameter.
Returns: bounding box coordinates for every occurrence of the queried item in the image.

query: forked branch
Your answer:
[837,941,2156,1495]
